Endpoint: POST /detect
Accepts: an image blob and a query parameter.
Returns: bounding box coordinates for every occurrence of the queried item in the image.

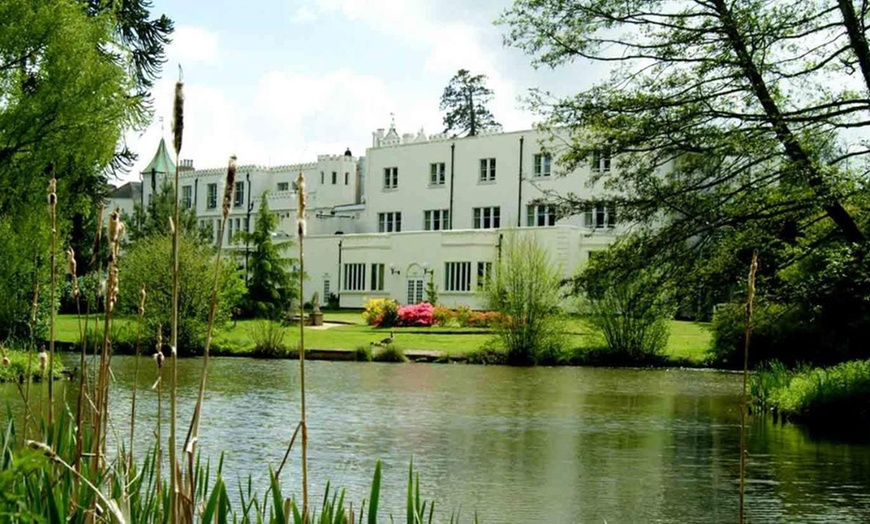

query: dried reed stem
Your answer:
[23,278,39,440]
[47,176,57,429]
[739,250,758,524]
[154,327,164,500]
[182,155,236,520]
[296,171,309,519]
[169,73,184,524]
[129,284,147,472]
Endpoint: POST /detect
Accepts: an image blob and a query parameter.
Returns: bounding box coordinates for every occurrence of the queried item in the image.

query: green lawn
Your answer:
[53,311,713,365]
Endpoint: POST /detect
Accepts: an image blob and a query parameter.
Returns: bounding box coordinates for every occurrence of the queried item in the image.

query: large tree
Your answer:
[129,181,209,242]
[237,194,300,320]
[439,69,500,136]
[499,0,870,358]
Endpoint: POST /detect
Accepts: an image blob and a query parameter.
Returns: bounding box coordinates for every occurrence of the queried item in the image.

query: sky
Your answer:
[123,0,602,182]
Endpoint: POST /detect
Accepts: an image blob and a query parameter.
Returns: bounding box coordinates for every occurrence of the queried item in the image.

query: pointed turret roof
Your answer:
[141,137,176,175]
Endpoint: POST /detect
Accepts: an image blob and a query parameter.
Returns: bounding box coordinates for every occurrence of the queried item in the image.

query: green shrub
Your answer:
[353,344,373,362]
[362,298,400,327]
[373,343,407,363]
[484,233,567,365]
[466,340,508,365]
[118,233,245,355]
[710,302,811,367]
[582,266,673,361]
[248,321,290,358]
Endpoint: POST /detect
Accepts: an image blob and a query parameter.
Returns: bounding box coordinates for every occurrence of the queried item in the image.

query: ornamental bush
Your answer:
[432,306,455,327]
[467,311,502,328]
[398,302,435,327]
[362,298,400,327]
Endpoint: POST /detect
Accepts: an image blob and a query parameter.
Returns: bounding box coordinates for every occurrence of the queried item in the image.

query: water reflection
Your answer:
[2,357,869,522]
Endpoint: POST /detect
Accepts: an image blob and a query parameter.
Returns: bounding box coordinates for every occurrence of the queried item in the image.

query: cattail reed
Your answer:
[46,176,58,428]
[182,155,236,519]
[296,171,309,517]
[169,69,185,524]
[739,251,758,524]
[153,326,164,499]
[129,284,147,471]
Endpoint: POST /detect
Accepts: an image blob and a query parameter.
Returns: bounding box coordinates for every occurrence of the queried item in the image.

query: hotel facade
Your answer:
[130,122,620,309]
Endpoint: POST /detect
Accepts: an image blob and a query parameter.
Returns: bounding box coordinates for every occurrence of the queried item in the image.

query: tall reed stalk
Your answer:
[169,70,184,524]
[182,154,236,521]
[296,171,309,518]
[739,250,758,524]
[129,284,147,471]
[47,176,57,429]
[23,278,39,440]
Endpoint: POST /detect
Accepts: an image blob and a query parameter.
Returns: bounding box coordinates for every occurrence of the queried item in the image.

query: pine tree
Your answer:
[238,193,299,320]
[439,69,499,136]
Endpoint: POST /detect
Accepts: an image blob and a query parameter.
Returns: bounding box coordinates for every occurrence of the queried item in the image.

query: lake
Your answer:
[7,356,870,522]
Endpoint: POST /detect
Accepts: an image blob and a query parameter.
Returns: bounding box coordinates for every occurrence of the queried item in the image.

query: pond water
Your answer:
[7,356,870,522]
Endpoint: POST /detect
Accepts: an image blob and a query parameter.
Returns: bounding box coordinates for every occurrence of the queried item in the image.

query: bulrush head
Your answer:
[66,247,78,297]
[47,177,57,207]
[107,209,120,250]
[172,69,184,155]
[296,172,306,238]
[222,155,238,218]
[38,351,47,374]
[1,355,9,367]
[154,327,164,369]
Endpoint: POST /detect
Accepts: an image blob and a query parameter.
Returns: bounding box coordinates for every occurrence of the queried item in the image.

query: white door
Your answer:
[406,278,424,304]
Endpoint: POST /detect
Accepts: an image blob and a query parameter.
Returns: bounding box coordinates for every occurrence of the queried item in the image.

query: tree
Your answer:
[484,232,565,365]
[439,69,500,136]
[237,194,299,320]
[118,233,245,354]
[128,181,208,242]
[499,1,870,315]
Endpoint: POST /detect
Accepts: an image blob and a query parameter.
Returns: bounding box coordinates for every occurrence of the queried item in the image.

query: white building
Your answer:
[138,121,620,309]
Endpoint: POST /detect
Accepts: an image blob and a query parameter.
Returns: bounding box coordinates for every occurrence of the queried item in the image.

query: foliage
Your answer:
[424,273,438,306]
[580,254,674,359]
[237,194,299,320]
[118,233,245,354]
[711,302,806,368]
[466,311,502,328]
[0,348,64,382]
[484,233,566,365]
[354,344,373,362]
[499,0,870,356]
[0,215,49,341]
[372,343,407,363]
[454,305,472,328]
[128,180,207,242]
[325,293,340,310]
[59,272,102,314]
[751,360,870,426]
[439,69,499,136]
[397,303,435,327]
[362,298,400,327]
[248,320,291,358]
[432,306,455,327]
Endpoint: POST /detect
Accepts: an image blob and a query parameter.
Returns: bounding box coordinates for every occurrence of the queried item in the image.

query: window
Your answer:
[383,167,398,189]
[430,162,446,185]
[277,182,290,192]
[477,262,493,290]
[584,203,618,229]
[181,185,192,209]
[473,206,500,229]
[533,153,552,177]
[234,181,244,207]
[343,263,365,291]
[323,280,331,302]
[345,172,349,185]
[320,171,325,184]
[370,263,385,291]
[424,209,450,231]
[407,279,424,304]
[207,183,217,209]
[332,171,337,185]
[378,212,402,233]
[526,204,557,227]
[479,158,496,182]
[227,218,234,245]
[444,262,472,292]
[591,148,612,173]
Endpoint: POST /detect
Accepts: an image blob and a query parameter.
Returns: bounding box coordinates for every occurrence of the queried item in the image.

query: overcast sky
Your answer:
[123,0,602,181]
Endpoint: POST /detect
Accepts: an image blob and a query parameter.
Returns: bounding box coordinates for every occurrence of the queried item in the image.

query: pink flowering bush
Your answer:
[398,302,435,327]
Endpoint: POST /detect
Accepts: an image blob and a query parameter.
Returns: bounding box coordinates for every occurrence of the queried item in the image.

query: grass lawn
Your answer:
[52,311,713,366]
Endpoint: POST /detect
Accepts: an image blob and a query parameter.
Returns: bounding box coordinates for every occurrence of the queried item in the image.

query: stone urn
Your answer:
[308,292,324,326]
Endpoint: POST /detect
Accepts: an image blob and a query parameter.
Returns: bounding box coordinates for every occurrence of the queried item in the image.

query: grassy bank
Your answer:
[0,349,64,382]
[52,312,713,366]
[751,360,870,426]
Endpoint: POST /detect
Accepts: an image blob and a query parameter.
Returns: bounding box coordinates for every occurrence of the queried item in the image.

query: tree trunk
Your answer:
[712,0,865,244]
